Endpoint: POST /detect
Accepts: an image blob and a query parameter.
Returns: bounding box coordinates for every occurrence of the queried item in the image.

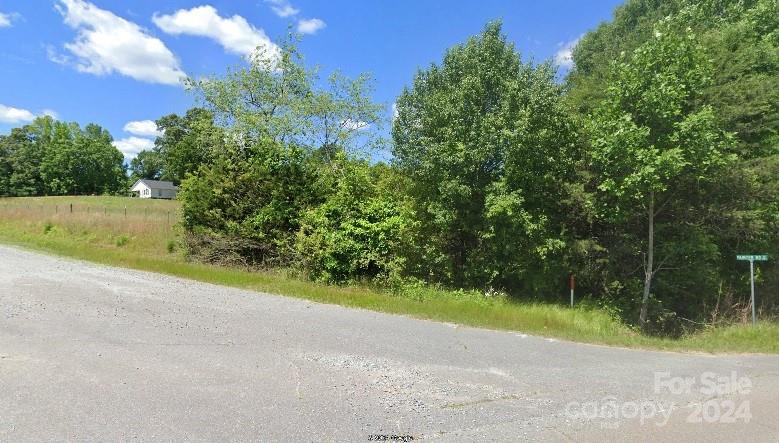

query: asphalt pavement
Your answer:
[1,245,777,442]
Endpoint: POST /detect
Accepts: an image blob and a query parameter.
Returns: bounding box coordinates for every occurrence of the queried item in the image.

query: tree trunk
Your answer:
[639,191,654,327]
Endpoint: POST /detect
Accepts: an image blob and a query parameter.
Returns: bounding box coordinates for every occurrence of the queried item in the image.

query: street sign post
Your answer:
[568,274,575,308]
[736,254,769,325]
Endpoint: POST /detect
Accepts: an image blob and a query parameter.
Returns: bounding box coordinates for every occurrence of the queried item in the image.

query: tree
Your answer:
[565,0,779,330]
[392,21,578,292]
[129,149,164,181]
[0,127,42,196]
[569,0,779,158]
[179,38,385,267]
[155,108,224,183]
[296,155,413,283]
[186,37,384,157]
[588,24,734,327]
[39,121,125,195]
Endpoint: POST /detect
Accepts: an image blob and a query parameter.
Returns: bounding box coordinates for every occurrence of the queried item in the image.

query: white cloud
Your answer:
[53,0,185,86]
[0,12,16,27]
[123,120,163,137]
[341,119,369,131]
[297,18,325,35]
[0,104,35,124]
[41,109,59,119]
[265,0,299,18]
[554,36,581,70]
[112,136,155,158]
[153,5,279,59]
[46,44,72,65]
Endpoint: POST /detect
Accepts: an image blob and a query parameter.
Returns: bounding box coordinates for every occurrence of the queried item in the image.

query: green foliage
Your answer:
[0,116,126,197]
[392,21,578,293]
[179,138,321,264]
[589,25,733,218]
[569,0,779,157]
[186,37,384,156]
[296,156,414,284]
[129,149,164,181]
[115,235,129,247]
[588,23,735,327]
[569,1,779,330]
[178,38,386,269]
[154,108,224,183]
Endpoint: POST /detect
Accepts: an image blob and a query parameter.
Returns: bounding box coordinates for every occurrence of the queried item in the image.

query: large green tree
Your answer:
[154,108,224,183]
[569,0,779,158]
[588,24,734,327]
[392,22,578,293]
[129,149,164,181]
[569,0,779,327]
[179,39,386,266]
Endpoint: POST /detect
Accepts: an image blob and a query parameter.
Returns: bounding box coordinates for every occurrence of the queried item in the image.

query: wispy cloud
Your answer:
[53,0,185,86]
[554,36,582,70]
[41,109,59,119]
[264,0,299,18]
[0,12,17,27]
[264,1,326,36]
[297,18,326,35]
[153,5,280,60]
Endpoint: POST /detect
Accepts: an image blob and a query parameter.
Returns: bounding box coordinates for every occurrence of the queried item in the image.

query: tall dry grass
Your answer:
[0,196,179,257]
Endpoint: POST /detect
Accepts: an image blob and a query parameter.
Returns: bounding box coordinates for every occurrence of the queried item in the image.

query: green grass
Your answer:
[0,195,776,354]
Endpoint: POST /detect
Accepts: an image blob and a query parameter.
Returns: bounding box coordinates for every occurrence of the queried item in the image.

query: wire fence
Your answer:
[0,200,178,229]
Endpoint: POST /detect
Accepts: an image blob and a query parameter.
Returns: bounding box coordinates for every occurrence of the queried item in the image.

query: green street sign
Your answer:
[737,254,769,261]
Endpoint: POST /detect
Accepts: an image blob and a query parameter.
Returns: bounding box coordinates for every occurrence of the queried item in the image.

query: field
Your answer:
[0,195,776,354]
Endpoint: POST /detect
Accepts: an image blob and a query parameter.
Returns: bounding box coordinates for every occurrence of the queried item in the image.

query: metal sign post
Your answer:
[750,260,756,326]
[568,274,575,308]
[736,254,769,326]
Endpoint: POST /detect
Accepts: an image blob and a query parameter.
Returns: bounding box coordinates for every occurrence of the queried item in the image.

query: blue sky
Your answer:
[0,0,623,160]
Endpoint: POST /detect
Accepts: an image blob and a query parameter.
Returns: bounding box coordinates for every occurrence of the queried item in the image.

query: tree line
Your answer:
[0,116,126,196]
[2,0,777,335]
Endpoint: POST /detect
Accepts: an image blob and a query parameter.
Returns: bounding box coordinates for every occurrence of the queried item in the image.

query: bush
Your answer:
[178,139,322,267]
[295,156,414,284]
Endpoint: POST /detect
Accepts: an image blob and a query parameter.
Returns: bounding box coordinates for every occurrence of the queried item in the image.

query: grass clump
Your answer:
[115,235,129,247]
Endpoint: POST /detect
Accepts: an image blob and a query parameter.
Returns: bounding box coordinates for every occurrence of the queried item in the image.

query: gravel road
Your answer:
[1,245,777,442]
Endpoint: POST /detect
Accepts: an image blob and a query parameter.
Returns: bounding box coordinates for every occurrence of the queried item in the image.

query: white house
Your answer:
[130,179,179,200]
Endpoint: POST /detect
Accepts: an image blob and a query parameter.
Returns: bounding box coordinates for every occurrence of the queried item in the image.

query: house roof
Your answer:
[131,179,178,191]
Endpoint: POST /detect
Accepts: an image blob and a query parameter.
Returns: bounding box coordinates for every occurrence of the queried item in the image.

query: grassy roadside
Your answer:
[1,196,777,354]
